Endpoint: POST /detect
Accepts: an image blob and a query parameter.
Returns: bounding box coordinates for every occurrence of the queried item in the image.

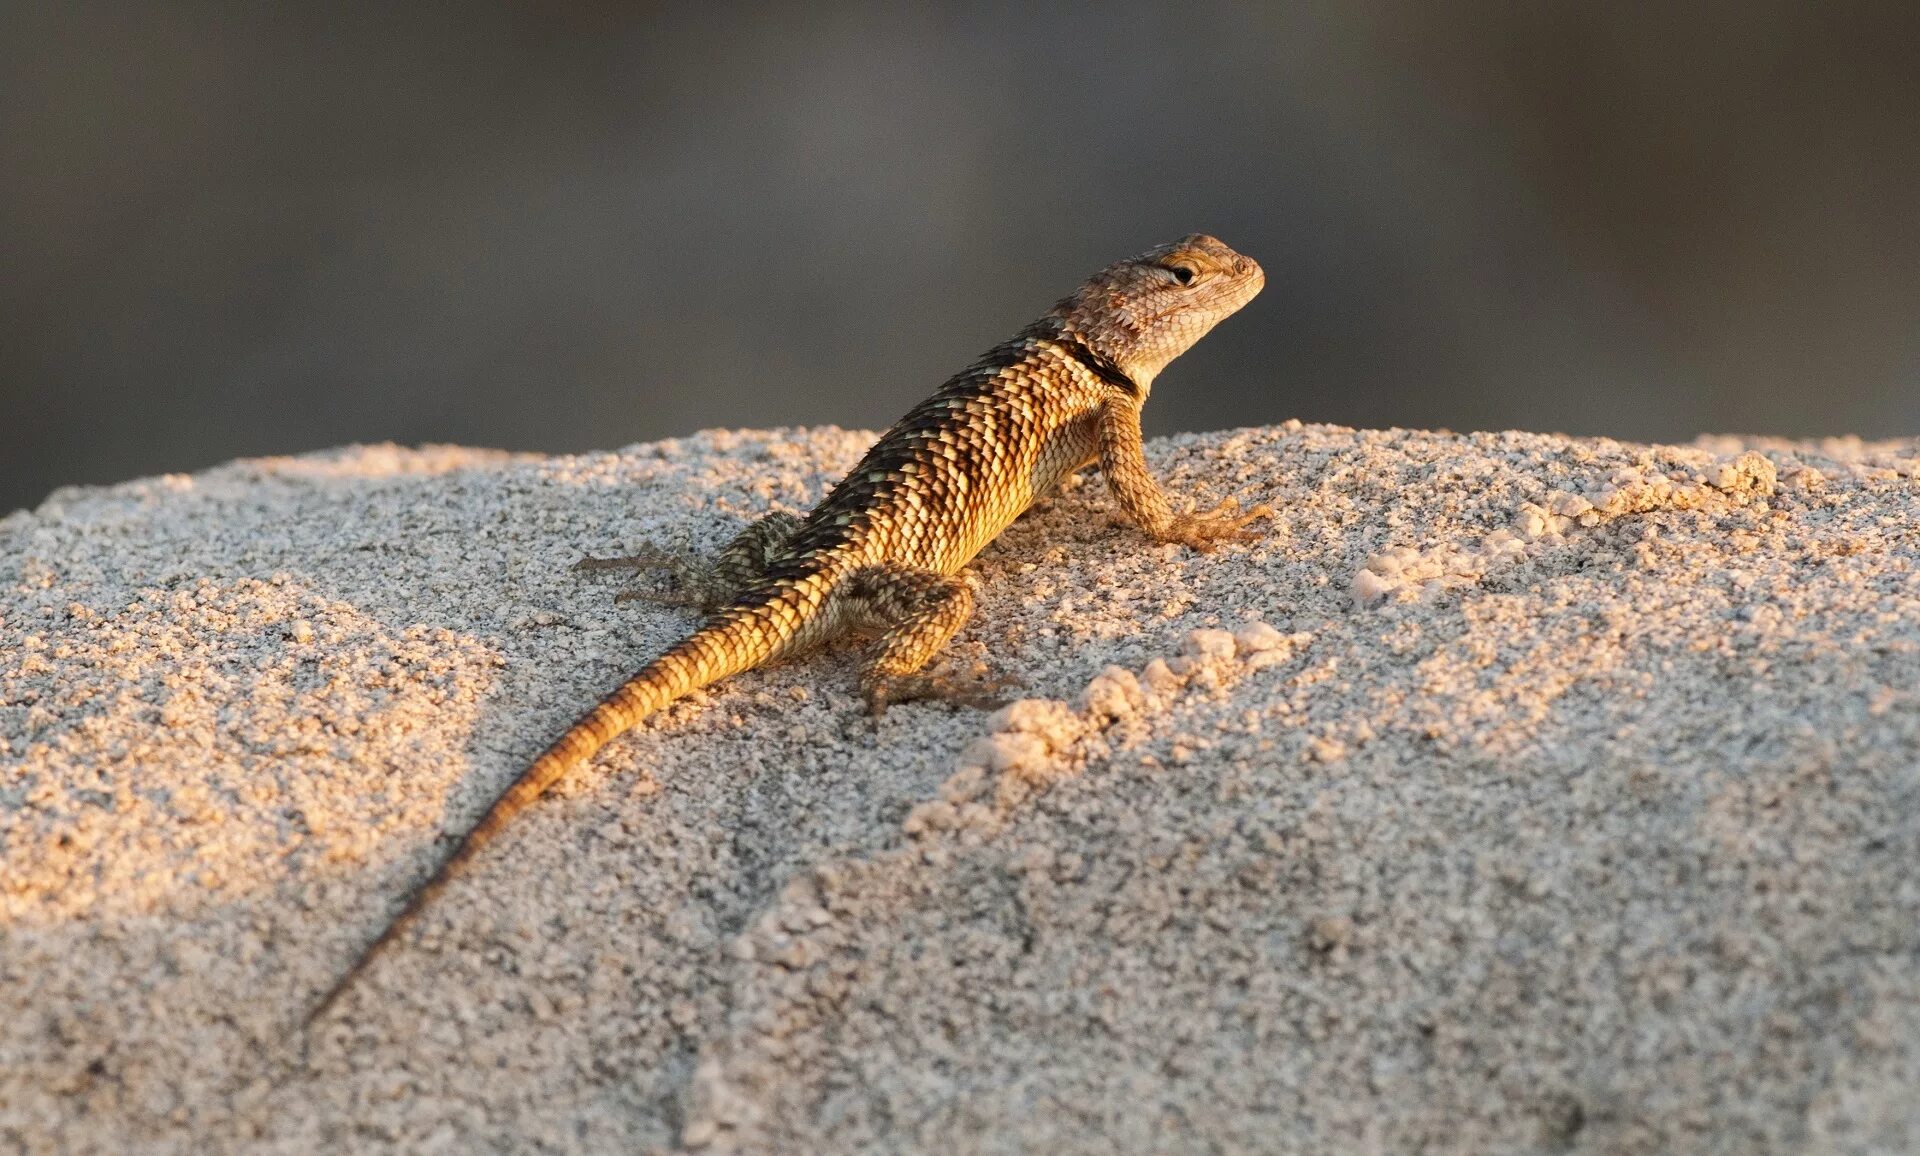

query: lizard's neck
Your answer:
[1048,318,1156,400]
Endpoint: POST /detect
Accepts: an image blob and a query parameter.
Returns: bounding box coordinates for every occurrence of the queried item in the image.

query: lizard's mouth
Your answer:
[1137,277,1262,328]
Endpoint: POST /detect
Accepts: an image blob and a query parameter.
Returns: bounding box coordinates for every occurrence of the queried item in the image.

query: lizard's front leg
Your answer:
[1096,398,1270,550]
[839,563,1015,715]
[575,510,805,612]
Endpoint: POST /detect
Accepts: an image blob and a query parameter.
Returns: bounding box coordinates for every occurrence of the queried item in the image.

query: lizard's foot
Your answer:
[574,545,720,609]
[863,666,1024,717]
[572,543,686,575]
[1158,499,1272,552]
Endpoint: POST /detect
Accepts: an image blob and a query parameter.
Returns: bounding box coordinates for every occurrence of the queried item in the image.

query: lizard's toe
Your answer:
[1162,500,1273,551]
[864,667,1019,715]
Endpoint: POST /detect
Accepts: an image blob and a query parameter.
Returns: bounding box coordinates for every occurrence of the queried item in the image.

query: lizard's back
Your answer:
[768,315,1111,580]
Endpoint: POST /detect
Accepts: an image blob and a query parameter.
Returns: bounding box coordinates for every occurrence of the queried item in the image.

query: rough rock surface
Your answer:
[2,424,1917,1154]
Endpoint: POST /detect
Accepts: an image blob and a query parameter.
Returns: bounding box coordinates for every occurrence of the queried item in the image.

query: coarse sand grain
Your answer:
[2,424,1918,1154]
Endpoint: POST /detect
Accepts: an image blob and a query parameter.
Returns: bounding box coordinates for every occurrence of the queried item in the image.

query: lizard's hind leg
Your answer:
[842,563,1018,715]
[705,511,807,599]
[575,511,805,613]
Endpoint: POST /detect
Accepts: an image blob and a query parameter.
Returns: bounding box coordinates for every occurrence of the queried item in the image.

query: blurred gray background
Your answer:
[4,2,1917,514]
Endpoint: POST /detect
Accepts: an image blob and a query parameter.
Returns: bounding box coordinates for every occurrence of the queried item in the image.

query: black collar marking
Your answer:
[1055,333,1141,397]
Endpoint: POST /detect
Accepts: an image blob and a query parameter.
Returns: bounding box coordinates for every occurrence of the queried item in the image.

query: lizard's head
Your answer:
[1054,234,1264,392]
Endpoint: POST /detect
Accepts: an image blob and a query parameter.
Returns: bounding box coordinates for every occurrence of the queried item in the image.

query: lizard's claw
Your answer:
[572,544,682,574]
[864,668,1024,717]
[575,545,714,608]
[1160,499,1273,552]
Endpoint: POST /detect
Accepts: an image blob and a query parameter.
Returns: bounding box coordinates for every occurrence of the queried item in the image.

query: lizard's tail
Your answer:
[303,608,785,1027]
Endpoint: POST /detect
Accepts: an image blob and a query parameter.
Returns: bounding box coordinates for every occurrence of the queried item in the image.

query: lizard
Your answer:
[304,233,1268,1026]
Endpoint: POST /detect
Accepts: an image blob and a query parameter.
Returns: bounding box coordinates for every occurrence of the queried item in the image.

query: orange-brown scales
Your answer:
[306,234,1270,1026]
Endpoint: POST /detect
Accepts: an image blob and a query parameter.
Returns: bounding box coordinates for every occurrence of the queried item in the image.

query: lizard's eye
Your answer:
[1169,265,1196,286]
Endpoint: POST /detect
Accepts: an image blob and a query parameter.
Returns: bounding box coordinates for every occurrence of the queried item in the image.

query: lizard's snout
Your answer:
[1234,253,1265,297]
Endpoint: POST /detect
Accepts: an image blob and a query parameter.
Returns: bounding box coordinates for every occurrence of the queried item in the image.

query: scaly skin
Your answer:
[305,234,1268,1025]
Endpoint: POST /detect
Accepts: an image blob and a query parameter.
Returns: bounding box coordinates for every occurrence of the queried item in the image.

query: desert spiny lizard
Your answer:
[306,233,1269,1024]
